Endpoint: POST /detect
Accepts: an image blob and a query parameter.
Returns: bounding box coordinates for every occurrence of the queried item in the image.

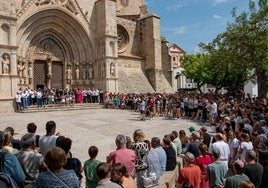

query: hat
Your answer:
[185,152,195,163]
[224,116,230,121]
[200,126,207,131]
[191,131,200,138]
[188,126,195,132]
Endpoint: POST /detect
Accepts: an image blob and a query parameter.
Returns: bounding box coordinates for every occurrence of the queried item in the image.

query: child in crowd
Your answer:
[84,146,101,188]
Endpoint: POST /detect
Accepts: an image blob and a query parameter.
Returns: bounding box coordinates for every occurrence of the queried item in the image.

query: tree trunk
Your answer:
[258,70,268,98]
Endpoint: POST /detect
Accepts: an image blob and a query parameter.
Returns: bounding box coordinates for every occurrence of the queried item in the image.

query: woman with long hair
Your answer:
[194,143,212,188]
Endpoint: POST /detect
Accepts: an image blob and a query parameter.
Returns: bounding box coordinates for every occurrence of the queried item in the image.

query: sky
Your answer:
[146,0,251,54]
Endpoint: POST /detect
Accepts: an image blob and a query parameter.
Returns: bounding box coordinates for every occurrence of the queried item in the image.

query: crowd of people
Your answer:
[15,87,104,111]
[4,89,268,188]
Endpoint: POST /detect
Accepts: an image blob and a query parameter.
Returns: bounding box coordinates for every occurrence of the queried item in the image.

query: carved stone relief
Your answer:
[35,0,78,14]
[35,38,64,60]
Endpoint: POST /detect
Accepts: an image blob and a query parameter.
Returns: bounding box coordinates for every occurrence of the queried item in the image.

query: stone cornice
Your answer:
[0,14,17,21]
[0,45,18,50]
[118,54,144,60]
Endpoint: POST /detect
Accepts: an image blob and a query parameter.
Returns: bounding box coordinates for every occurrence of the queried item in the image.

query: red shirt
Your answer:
[107,146,136,177]
[178,164,202,188]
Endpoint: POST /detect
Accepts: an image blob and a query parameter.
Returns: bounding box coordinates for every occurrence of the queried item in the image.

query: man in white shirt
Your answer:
[39,121,59,155]
[209,133,230,168]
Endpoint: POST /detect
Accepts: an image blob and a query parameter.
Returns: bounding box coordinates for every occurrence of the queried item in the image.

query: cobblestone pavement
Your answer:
[0,109,216,183]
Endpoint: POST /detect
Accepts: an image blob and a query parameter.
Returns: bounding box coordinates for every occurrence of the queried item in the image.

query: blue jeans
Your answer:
[37,98,42,107]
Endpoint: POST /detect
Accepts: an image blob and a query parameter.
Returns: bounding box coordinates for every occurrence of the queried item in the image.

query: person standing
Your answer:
[150,137,167,175]
[131,129,148,188]
[194,143,212,188]
[244,150,263,188]
[147,140,162,181]
[33,147,80,188]
[107,134,136,177]
[209,133,230,168]
[84,146,101,188]
[96,162,121,188]
[200,126,211,148]
[15,91,22,111]
[0,131,25,187]
[139,97,146,121]
[177,152,201,188]
[225,160,249,188]
[206,149,227,188]
[258,140,268,188]
[39,121,59,155]
[16,133,46,185]
[111,163,137,188]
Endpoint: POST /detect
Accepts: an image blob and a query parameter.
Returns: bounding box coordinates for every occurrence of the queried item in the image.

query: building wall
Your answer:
[0,0,174,112]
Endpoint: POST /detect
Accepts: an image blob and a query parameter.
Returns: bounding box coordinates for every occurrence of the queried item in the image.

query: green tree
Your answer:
[198,0,267,96]
[180,53,210,93]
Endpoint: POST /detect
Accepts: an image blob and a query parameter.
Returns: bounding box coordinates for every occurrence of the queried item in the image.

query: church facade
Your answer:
[0,0,175,112]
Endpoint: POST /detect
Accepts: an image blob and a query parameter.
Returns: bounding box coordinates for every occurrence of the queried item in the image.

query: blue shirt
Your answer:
[153,146,167,174]
[147,149,162,179]
[0,149,26,185]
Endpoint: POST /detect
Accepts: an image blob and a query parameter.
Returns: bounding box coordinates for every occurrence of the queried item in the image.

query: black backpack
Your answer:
[0,152,19,188]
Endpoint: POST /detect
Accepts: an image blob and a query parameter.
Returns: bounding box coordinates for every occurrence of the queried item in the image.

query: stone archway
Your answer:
[32,37,65,90]
[16,7,94,89]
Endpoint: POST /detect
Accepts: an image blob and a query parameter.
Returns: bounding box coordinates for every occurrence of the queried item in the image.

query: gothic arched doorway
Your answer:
[33,38,65,90]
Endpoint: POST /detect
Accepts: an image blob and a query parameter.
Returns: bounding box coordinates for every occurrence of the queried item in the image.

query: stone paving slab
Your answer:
[0,109,216,185]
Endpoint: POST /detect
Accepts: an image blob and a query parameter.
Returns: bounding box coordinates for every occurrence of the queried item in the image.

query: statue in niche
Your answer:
[110,63,115,78]
[2,54,10,74]
[46,55,52,75]
[81,64,87,80]
[88,65,93,79]
[66,64,72,84]
[75,64,79,82]
[17,59,25,83]
[98,63,101,77]
[28,61,33,84]
[102,63,106,78]
[22,59,28,78]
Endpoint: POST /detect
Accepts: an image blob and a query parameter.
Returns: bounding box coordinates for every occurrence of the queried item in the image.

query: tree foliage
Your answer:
[181,0,268,97]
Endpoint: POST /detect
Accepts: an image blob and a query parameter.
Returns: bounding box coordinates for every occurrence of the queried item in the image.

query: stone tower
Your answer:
[95,0,118,92]
[0,0,175,112]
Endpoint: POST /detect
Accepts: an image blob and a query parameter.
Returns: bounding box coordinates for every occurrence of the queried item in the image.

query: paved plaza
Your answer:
[1,109,215,163]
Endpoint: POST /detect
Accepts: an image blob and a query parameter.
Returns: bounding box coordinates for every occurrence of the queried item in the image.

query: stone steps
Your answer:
[18,103,103,113]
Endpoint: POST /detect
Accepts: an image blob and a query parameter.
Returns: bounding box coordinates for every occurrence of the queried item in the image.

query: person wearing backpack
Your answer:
[0,131,26,187]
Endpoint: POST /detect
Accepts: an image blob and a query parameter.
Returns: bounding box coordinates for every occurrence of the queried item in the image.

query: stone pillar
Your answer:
[10,50,17,75]
[139,13,162,91]
[95,0,118,93]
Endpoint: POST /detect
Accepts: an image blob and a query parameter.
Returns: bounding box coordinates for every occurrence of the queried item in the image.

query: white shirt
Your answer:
[239,141,253,162]
[228,138,239,159]
[39,135,58,155]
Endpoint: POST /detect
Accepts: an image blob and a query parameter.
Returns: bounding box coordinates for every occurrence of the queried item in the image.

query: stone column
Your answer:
[10,50,17,75]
